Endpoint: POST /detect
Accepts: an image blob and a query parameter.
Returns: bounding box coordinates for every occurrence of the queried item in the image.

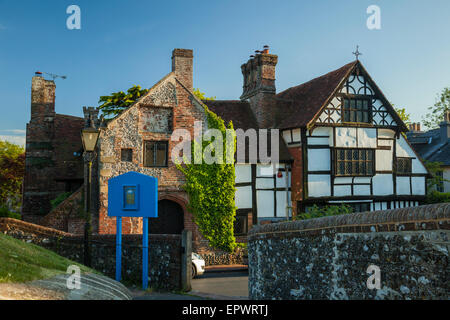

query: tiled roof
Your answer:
[427,142,450,165]
[203,100,258,131]
[204,100,292,162]
[275,61,357,129]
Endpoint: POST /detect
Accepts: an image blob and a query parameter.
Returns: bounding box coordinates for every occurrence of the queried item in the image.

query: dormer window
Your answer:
[342,98,372,123]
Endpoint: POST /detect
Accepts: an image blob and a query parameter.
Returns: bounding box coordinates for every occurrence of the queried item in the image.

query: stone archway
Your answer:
[149,199,184,234]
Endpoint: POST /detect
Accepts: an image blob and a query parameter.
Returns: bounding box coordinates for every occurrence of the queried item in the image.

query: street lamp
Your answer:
[81,126,100,267]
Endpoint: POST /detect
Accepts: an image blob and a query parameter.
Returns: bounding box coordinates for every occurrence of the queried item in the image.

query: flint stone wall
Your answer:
[248,203,450,300]
[0,218,184,291]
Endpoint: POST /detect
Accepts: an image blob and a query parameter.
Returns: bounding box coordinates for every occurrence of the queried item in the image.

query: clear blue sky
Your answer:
[1,0,450,145]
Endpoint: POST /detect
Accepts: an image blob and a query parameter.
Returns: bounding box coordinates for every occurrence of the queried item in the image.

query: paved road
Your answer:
[191,271,248,299]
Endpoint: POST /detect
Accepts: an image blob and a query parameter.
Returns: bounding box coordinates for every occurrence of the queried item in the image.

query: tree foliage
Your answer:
[295,204,353,220]
[0,140,25,212]
[424,160,449,193]
[394,107,411,126]
[98,85,149,119]
[177,105,237,253]
[192,88,216,101]
[422,87,450,129]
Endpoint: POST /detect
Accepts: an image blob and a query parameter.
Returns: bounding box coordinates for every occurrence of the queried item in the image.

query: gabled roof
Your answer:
[274,60,408,131]
[275,61,357,129]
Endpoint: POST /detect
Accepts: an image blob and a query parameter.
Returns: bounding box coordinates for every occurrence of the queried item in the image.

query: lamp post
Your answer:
[81,126,100,267]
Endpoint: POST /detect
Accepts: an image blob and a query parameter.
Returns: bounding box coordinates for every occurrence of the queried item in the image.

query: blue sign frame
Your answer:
[107,171,158,290]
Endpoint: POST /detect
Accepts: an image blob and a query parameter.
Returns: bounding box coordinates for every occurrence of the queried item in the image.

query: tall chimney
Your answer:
[408,122,421,132]
[240,46,278,128]
[172,48,193,92]
[440,110,450,143]
[240,46,278,101]
[31,73,56,121]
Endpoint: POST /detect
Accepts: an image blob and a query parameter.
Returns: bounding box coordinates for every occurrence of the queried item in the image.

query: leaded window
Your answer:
[397,157,412,175]
[121,148,133,162]
[144,141,168,167]
[342,98,371,123]
[335,148,374,176]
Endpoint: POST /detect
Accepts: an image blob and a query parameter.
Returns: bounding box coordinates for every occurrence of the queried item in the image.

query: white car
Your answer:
[191,252,205,278]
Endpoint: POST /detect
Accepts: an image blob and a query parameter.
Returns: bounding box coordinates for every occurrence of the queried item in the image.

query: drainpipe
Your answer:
[285,163,291,221]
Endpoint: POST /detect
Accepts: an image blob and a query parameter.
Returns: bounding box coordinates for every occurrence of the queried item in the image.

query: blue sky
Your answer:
[1,0,450,145]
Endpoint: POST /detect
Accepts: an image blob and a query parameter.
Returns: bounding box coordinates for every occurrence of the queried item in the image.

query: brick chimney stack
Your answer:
[172,48,193,92]
[240,46,278,128]
[240,46,278,100]
[408,122,421,132]
[31,73,56,121]
[440,110,450,143]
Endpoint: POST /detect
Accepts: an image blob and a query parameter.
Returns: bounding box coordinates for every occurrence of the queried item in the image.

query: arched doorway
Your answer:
[149,199,184,234]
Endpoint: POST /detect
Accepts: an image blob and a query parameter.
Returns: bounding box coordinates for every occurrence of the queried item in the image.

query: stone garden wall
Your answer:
[248,203,450,300]
[0,218,188,291]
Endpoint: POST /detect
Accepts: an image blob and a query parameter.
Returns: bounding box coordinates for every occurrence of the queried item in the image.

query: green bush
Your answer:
[425,191,450,204]
[296,204,353,221]
[50,192,72,210]
[0,206,21,220]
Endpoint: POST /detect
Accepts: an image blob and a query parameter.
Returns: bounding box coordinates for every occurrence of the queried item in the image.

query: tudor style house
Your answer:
[22,47,429,243]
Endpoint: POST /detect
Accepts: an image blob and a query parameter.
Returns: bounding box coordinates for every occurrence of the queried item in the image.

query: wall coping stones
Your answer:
[249,203,450,238]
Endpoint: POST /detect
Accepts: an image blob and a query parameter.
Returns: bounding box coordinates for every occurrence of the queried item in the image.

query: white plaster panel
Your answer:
[292,129,301,142]
[372,174,393,195]
[307,148,330,171]
[353,177,371,184]
[256,177,274,189]
[396,135,416,157]
[378,129,395,139]
[308,175,331,197]
[335,127,357,148]
[282,130,292,144]
[357,128,377,148]
[377,139,393,147]
[276,192,289,218]
[396,177,411,195]
[334,185,351,197]
[308,137,330,145]
[235,186,252,209]
[411,176,426,195]
[311,127,332,137]
[235,164,251,183]
[257,164,274,177]
[334,177,353,184]
[375,150,393,171]
[257,191,274,218]
[354,184,370,196]
[412,158,427,174]
[275,171,291,189]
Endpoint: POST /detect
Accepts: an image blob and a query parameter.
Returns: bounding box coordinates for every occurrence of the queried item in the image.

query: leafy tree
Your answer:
[394,107,411,126]
[422,87,450,129]
[192,88,216,101]
[424,160,449,193]
[98,85,149,119]
[177,105,236,252]
[98,86,215,119]
[0,140,25,212]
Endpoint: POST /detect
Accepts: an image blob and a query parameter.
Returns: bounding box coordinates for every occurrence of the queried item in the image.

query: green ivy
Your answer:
[177,105,237,253]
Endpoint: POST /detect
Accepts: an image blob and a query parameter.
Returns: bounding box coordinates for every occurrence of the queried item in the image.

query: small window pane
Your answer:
[121,149,133,162]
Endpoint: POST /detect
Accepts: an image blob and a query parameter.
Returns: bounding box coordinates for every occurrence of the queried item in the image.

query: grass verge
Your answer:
[0,233,97,283]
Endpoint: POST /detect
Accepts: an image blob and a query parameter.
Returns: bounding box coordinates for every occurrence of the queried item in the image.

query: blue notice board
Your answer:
[108,171,157,218]
[107,171,158,290]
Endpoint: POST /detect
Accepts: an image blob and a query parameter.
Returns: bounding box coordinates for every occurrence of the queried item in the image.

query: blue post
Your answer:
[142,217,149,290]
[116,216,122,282]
